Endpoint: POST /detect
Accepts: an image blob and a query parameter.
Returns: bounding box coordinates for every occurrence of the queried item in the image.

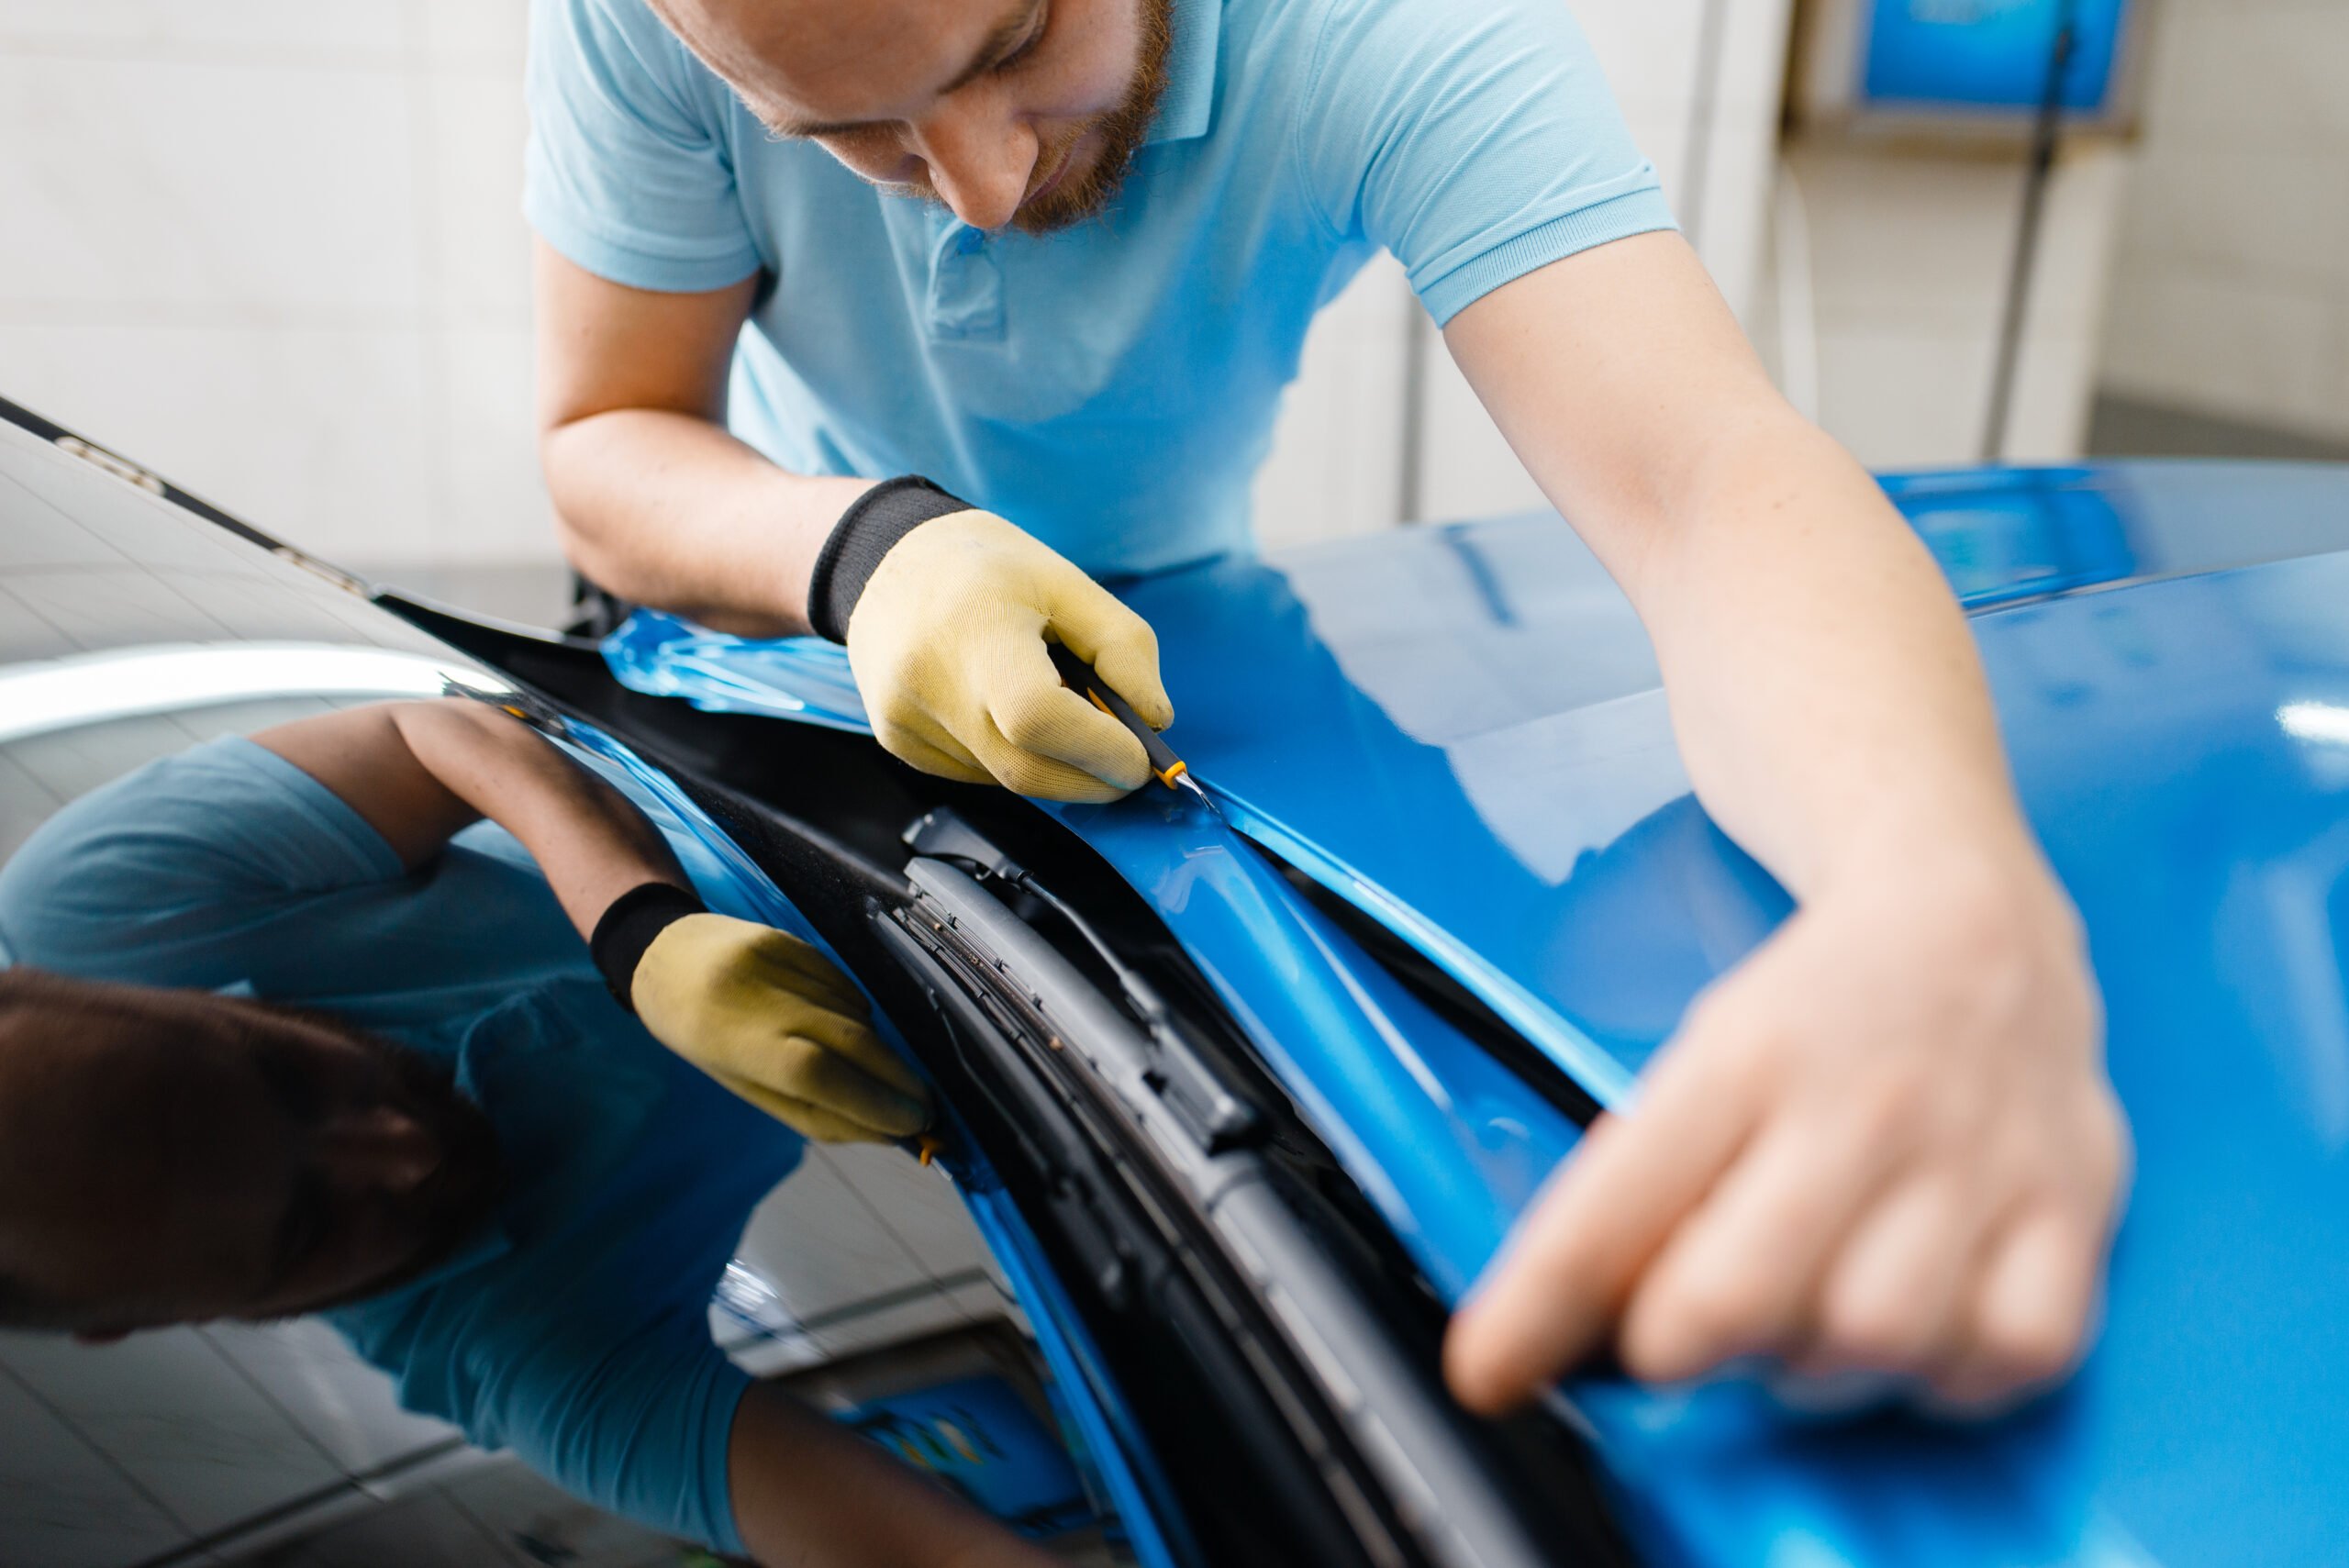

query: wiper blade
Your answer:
[904,810,1255,1152]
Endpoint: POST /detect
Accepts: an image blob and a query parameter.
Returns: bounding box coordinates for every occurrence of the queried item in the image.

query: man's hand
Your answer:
[1443,846,2131,1415]
[845,510,1174,802]
[630,913,931,1143]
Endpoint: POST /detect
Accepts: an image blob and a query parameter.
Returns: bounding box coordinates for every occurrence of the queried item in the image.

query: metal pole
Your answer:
[1982,0,2080,463]
[1679,0,1731,255]
[1397,286,1429,525]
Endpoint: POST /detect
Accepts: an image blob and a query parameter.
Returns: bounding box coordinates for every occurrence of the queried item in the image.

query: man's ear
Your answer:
[72,1326,131,1346]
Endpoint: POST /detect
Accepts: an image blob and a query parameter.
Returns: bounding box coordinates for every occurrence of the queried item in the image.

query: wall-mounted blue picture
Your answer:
[1862,0,2133,115]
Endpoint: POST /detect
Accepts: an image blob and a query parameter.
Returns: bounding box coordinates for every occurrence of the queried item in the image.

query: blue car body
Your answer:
[605,461,2349,1568]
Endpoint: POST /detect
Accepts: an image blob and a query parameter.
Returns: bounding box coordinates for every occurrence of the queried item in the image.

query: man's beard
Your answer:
[876,0,1174,235]
[1010,0,1175,235]
[248,1003,508,1315]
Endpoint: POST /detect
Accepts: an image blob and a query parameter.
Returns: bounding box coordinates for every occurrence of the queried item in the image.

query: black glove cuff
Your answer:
[806,475,974,643]
[590,882,707,1013]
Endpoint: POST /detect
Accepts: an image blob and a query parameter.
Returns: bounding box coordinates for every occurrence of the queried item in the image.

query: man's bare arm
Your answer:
[534,241,872,638]
[728,1383,1056,1568]
[1439,232,2129,1413]
[1444,232,2021,886]
[253,699,688,936]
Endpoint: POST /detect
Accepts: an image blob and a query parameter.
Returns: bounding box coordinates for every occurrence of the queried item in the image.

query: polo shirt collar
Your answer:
[1145,0,1221,146]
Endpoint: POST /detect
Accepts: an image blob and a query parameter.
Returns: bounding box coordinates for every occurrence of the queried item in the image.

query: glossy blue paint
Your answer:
[1052,784,1584,1298]
[605,462,2349,1566]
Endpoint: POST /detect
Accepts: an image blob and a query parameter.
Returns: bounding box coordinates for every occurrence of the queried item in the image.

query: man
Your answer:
[0,698,1050,1568]
[525,0,2131,1413]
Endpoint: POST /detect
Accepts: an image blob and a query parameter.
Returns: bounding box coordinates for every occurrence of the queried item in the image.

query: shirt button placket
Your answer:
[928,221,1007,342]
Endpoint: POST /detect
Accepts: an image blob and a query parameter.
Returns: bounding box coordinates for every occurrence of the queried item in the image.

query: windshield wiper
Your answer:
[886,849,1571,1568]
[905,809,1256,1153]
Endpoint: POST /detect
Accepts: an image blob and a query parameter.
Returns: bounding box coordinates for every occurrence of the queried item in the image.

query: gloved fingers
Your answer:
[736,980,928,1103]
[754,1033,931,1137]
[740,935,874,1018]
[874,717,997,787]
[970,722,1145,802]
[1044,581,1174,732]
[706,1068,903,1145]
[799,1014,931,1102]
[700,1029,930,1139]
[977,641,1152,796]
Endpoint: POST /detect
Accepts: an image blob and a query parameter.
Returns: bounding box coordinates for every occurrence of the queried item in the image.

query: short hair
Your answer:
[0,966,186,1332]
[0,972,78,1329]
[0,962,159,1027]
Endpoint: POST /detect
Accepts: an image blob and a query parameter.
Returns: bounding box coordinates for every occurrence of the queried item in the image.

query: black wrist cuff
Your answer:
[590,882,707,1012]
[806,475,974,643]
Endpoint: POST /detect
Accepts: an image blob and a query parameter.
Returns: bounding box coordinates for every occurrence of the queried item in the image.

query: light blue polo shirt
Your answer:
[525,0,1675,577]
[0,738,802,1554]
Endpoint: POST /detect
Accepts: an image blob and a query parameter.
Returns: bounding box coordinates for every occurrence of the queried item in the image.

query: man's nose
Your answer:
[314,1106,441,1195]
[913,95,1040,232]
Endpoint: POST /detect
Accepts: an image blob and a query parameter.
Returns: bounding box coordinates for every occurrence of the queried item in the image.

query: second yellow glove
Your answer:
[596,884,930,1144]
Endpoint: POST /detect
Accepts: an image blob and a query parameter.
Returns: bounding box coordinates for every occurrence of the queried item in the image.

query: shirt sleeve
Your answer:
[524,0,766,292]
[1292,0,1680,327]
[0,737,405,987]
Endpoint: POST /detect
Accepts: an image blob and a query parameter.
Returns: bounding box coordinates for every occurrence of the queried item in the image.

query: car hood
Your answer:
[604,461,2349,1568]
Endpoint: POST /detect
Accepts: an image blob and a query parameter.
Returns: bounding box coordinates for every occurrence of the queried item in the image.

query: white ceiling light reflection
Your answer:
[2280,702,2349,748]
[0,642,508,743]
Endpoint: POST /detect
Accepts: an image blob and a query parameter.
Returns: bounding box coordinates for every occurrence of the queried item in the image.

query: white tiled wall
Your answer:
[2096,0,2349,441]
[0,1364,187,1568]
[0,1,1798,578]
[1773,137,2134,469]
[4,1328,351,1537]
[0,2,545,575]
[718,1141,1005,1376]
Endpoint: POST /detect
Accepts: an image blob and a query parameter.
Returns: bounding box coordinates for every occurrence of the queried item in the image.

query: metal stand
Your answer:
[1982,0,2081,463]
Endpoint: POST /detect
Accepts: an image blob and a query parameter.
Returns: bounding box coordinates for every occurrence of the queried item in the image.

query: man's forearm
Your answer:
[260,701,688,940]
[1445,237,2044,903]
[381,702,693,936]
[729,1385,1055,1568]
[541,408,873,639]
[1625,415,2043,901]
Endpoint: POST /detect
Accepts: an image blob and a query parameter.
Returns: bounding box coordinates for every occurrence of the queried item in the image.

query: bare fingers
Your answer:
[1442,1018,1764,1414]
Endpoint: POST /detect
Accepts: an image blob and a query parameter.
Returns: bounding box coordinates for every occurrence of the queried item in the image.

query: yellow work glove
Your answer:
[806,478,1173,803]
[594,884,930,1144]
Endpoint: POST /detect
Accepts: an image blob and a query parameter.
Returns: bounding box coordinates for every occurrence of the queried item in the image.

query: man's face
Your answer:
[0,975,501,1337]
[651,0,1175,236]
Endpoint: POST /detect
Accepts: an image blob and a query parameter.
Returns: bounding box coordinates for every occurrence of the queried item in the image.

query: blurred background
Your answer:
[0,0,2342,618]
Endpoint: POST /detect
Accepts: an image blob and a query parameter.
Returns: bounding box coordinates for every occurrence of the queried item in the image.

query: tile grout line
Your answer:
[194,1328,354,1480]
[0,1359,197,1540]
[811,1145,955,1284]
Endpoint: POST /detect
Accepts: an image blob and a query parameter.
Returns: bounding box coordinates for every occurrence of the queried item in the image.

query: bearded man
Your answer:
[525,0,2131,1417]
